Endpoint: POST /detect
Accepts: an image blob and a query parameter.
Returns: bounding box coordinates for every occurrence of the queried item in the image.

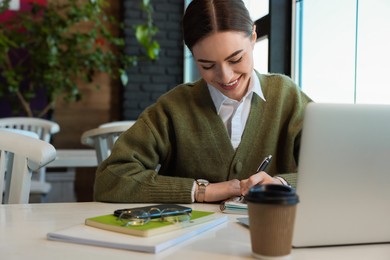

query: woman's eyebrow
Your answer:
[224,49,243,61]
[197,49,244,63]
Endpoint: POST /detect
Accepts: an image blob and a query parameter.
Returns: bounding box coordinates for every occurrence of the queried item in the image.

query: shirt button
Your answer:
[234,161,242,173]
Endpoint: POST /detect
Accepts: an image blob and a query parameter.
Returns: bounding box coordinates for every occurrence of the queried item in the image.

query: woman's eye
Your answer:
[202,64,215,70]
[200,56,242,70]
[230,56,243,64]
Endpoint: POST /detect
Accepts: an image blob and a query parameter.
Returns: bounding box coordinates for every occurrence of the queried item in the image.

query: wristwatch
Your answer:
[196,179,209,203]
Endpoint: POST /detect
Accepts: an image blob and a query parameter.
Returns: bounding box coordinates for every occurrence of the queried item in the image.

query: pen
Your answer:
[256,155,272,172]
[239,155,273,198]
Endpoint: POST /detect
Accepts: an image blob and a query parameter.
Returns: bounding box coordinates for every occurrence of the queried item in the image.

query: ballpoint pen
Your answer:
[237,155,273,199]
[256,155,272,173]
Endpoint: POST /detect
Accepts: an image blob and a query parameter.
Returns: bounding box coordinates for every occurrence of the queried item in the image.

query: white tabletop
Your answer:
[1,202,389,260]
[47,149,97,168]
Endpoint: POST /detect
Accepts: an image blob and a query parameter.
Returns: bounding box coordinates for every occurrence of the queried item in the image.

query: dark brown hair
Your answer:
[182,0,254,50]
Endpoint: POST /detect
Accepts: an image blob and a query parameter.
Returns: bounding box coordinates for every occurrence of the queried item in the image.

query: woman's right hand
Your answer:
[240,171,282,196]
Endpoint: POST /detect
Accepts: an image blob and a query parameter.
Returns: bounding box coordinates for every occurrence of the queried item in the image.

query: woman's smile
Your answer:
[218,75,241,91]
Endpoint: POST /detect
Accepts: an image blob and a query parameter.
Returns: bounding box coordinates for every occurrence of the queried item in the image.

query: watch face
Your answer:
[197,179,209,186]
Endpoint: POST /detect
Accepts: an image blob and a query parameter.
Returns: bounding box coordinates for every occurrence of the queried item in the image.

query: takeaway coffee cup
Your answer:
[245,184,299,260]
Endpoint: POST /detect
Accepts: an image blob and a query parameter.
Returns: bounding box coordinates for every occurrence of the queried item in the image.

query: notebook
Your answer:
[292,103,390,247]
[48,214,228,253]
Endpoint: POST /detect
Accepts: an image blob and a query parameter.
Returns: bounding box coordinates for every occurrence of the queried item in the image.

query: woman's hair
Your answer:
[182,0,254,50]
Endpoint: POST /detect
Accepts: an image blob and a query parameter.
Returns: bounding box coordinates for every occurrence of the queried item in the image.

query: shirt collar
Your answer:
[207,70,266,114]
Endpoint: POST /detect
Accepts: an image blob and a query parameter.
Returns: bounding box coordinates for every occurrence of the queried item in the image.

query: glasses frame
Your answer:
[117,207,192,226]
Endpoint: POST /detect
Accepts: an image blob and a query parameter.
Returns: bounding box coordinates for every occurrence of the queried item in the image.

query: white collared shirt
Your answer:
[207,70,266,149]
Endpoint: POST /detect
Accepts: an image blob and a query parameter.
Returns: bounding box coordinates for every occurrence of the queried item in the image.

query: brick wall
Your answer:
[122,0,184,119]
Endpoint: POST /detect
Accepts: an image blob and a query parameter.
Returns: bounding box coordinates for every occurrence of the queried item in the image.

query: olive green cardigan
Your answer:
[94,73,312,203]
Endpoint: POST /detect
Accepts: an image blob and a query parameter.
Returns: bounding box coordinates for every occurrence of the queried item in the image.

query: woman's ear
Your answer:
[251,25,257,46]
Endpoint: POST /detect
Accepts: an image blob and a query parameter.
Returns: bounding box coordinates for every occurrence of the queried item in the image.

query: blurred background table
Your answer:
[42,149,98,203]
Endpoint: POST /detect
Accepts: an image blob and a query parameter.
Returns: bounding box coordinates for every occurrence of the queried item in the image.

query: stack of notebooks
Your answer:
[219,196,248,214]
[47,205,227,254]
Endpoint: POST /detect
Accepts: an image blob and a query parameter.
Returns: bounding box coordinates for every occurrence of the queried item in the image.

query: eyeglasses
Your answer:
[117,207,192,226]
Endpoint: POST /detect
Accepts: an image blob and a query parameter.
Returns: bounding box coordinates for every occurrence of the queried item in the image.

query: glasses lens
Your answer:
[118,210,151,226]
[160,208,191,223]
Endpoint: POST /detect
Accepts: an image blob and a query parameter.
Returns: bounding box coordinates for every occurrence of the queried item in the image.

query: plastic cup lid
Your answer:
[244,184,299,205]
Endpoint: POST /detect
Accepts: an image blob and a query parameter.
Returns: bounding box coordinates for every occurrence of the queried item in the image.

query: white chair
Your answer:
[0,128,40,139]
[0,129,56,204]
[81,124,133,164]
[0,117,60,142]
[99,120,135,128]
[0,117,60,200]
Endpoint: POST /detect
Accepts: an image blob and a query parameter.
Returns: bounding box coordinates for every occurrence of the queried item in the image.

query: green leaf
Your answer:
[147,41,160,60]
[119,69,128,86]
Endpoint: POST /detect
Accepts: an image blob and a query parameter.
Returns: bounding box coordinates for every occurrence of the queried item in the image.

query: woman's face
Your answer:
[192,30,256,101]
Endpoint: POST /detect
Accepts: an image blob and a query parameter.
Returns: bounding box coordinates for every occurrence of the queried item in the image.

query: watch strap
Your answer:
[196,180,208,202]
[196,185,206,202]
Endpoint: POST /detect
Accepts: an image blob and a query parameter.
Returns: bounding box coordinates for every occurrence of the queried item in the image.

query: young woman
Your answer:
[94,0,312,203]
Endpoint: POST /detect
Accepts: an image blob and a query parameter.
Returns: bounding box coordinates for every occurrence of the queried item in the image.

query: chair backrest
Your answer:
[99,120,135,128]
[81,124,132,164]
[0,117,60,142]
[0,129,56,204]
[0,128,40,139]
[0,117,60,188]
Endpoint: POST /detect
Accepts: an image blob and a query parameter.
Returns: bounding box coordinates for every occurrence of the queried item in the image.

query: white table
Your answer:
[47,149,98,168]
[1,202,389,260]
[43,149,98,202]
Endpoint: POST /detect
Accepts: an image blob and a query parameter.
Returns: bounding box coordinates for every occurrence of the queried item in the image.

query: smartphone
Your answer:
[113,204,192,219]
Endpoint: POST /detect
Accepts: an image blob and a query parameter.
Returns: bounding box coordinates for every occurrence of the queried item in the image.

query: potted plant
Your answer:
[0,0,159,118]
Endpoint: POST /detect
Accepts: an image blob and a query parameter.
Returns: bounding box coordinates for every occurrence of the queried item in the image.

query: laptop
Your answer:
[292,102,390,247]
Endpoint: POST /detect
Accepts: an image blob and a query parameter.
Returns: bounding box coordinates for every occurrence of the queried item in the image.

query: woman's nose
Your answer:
[217,64,233,83]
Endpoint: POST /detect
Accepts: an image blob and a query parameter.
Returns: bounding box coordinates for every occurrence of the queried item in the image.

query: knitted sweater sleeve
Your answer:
[93,117,196,203]
[93,84,203,204]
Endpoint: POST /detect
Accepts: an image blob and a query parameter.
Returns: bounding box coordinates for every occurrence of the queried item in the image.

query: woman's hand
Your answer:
[203,179,242,202]
[240,171,282,196]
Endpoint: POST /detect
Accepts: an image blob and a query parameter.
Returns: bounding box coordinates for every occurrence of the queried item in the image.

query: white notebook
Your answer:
[220,196,247,214]
[47,215,227,253]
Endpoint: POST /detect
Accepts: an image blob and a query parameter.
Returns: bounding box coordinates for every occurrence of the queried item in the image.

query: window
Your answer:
[294,0,390,104]
[243,0,269,74]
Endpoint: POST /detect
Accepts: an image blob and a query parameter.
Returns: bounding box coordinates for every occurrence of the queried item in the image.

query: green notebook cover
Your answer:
[85,210,215,237]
